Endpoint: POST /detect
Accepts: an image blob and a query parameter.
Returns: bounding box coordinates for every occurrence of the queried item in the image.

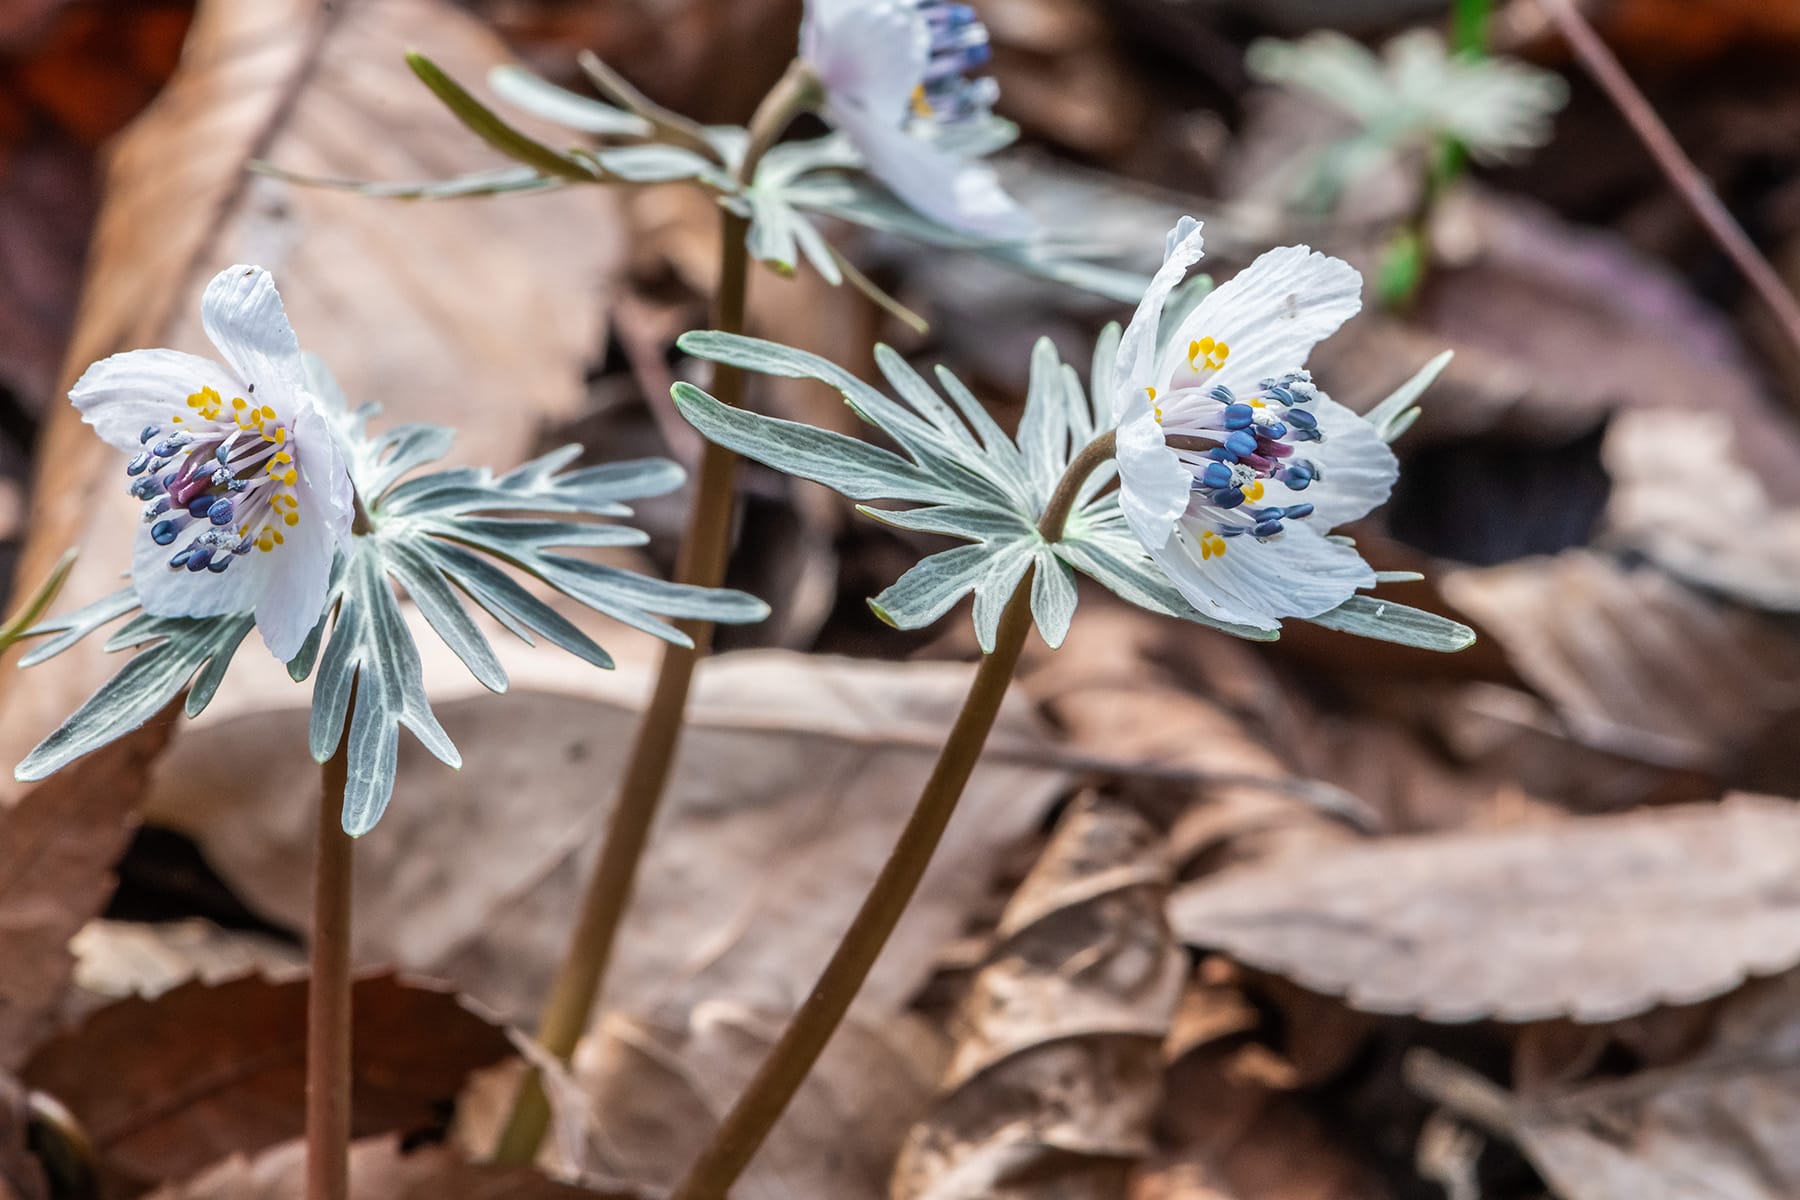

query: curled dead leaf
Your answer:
[891,795,1187,1200]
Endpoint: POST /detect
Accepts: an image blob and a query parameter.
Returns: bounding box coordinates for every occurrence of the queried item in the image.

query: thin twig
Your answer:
[1537,0,1800,370]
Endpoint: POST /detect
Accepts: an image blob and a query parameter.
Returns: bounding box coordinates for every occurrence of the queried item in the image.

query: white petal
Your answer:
[134,522,274,623]
[70,349,241,453]
[200,265,306,403]
[1147,535,1280,631]
[1159,244,1361,394]
[1272,394,1398,527]
[1112,217,1205,418]
[833,106,1034,239]
[807,0,927,112]
[254,401,354,660]
[1164,520,1373,626]
[1114,393,1193,549]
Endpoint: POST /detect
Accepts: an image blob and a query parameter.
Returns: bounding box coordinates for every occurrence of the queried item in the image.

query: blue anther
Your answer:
[206,554,232,574]
[139,425,159,444]
[1204,446,1238,463]
[143,496,171,520]
[1215,488,1246,510]
[1291,427,1322,443]
[1208,384,1234,403]
[1218,525,1245,537]
[151,440,181,458]
[1253,519,1283,538]
[184,547,213,572]
[1252,507,1286,521]
[1200,462,1234,489]
[216,443,231,463]
[1284,503,1315,520]
[1264,385,1294,406]
[169,547,195,568]
[187,495,215,518]
[129,475,164,500]
[1259,420,1288,440]
[1222,404,1254,430]
[1285,407,1318,430]
[127,452,151,476]
[1225,430,1258,457]
[152,519,181,546]
[206,497,235,525]
[232,539,253,556]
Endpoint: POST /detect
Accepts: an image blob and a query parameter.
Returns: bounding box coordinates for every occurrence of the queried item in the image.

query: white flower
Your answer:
[1111,219,1399,631]
[70,265,354,661]
[800,0,1033,239]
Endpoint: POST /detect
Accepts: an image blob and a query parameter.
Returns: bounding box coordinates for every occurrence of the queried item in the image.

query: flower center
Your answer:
[126,385,304,575]
[908,2,999,126]
[1154,361,1328,556]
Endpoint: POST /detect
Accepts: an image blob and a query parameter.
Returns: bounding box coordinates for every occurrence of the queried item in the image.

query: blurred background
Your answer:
[2,1,1799,1198]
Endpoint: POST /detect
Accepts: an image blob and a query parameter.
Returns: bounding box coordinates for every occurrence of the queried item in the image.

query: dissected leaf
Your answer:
[892,794,1187,1199]
[0,0,623,806]
[22,972,511,1197]
[675,331,1270,649]
[1171,795,1800,1024]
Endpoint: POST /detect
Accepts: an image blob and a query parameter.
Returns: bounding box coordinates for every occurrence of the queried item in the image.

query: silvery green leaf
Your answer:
[676,330,1264,647]
[0,549,78,652]
[249,162,559,200]
[407,52,601,183]
[773,174,1149,303]
[755,135,863,188]
[592,144,731,186]
[1307,594,1476,651]
[17,585,138,667]
[310,542,460,835]
[747,191,803,276]
[16,614,255,782]
[1365,350,1452,444]
[488,64,651,137]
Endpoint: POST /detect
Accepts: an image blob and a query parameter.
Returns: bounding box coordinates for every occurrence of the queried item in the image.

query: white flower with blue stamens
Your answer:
[69,265,353,661]
[1112,218,1399,631]
[800,0,1033,239]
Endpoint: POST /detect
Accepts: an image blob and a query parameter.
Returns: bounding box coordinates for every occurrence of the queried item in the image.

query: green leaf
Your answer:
[249,161,559,200]
[406,52,601,183]
[488,64,651,137]
[1364,350,1452,443]
[16,615,255,782]
[671,382,934,501]
[1306,594,1476,650]
[0,549,77,649]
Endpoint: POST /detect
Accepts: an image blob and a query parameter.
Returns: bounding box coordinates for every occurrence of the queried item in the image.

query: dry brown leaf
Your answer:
[0,710,176,1071]
[1171,795,1800,1025]
[22,972,510,1197]
[1411,968,1800,1200]
[70,918,303,1003]
[0,0,619,795]
[145,648,1066,1026]
[891,795,1187,1200]
[539,1004,944,1199]
[1440,552,1800,772]
[1133,1042,1391,1200]
[1602,409,1800,612]
[144,1134,639,1199]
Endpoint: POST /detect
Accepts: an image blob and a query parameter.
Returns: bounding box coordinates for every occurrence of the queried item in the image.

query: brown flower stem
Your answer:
[490,59,823,1167]
[669,433,1117,1200]
[307,682,356,1200]
[1538,0,1800,369]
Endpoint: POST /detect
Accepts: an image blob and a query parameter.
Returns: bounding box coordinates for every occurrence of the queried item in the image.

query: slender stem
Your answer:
[307,684,356,1200]
[669,433,1117,1200]
[1537,0,1800,371]
[1451,0,1492,57]
[490,59,822,1167]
